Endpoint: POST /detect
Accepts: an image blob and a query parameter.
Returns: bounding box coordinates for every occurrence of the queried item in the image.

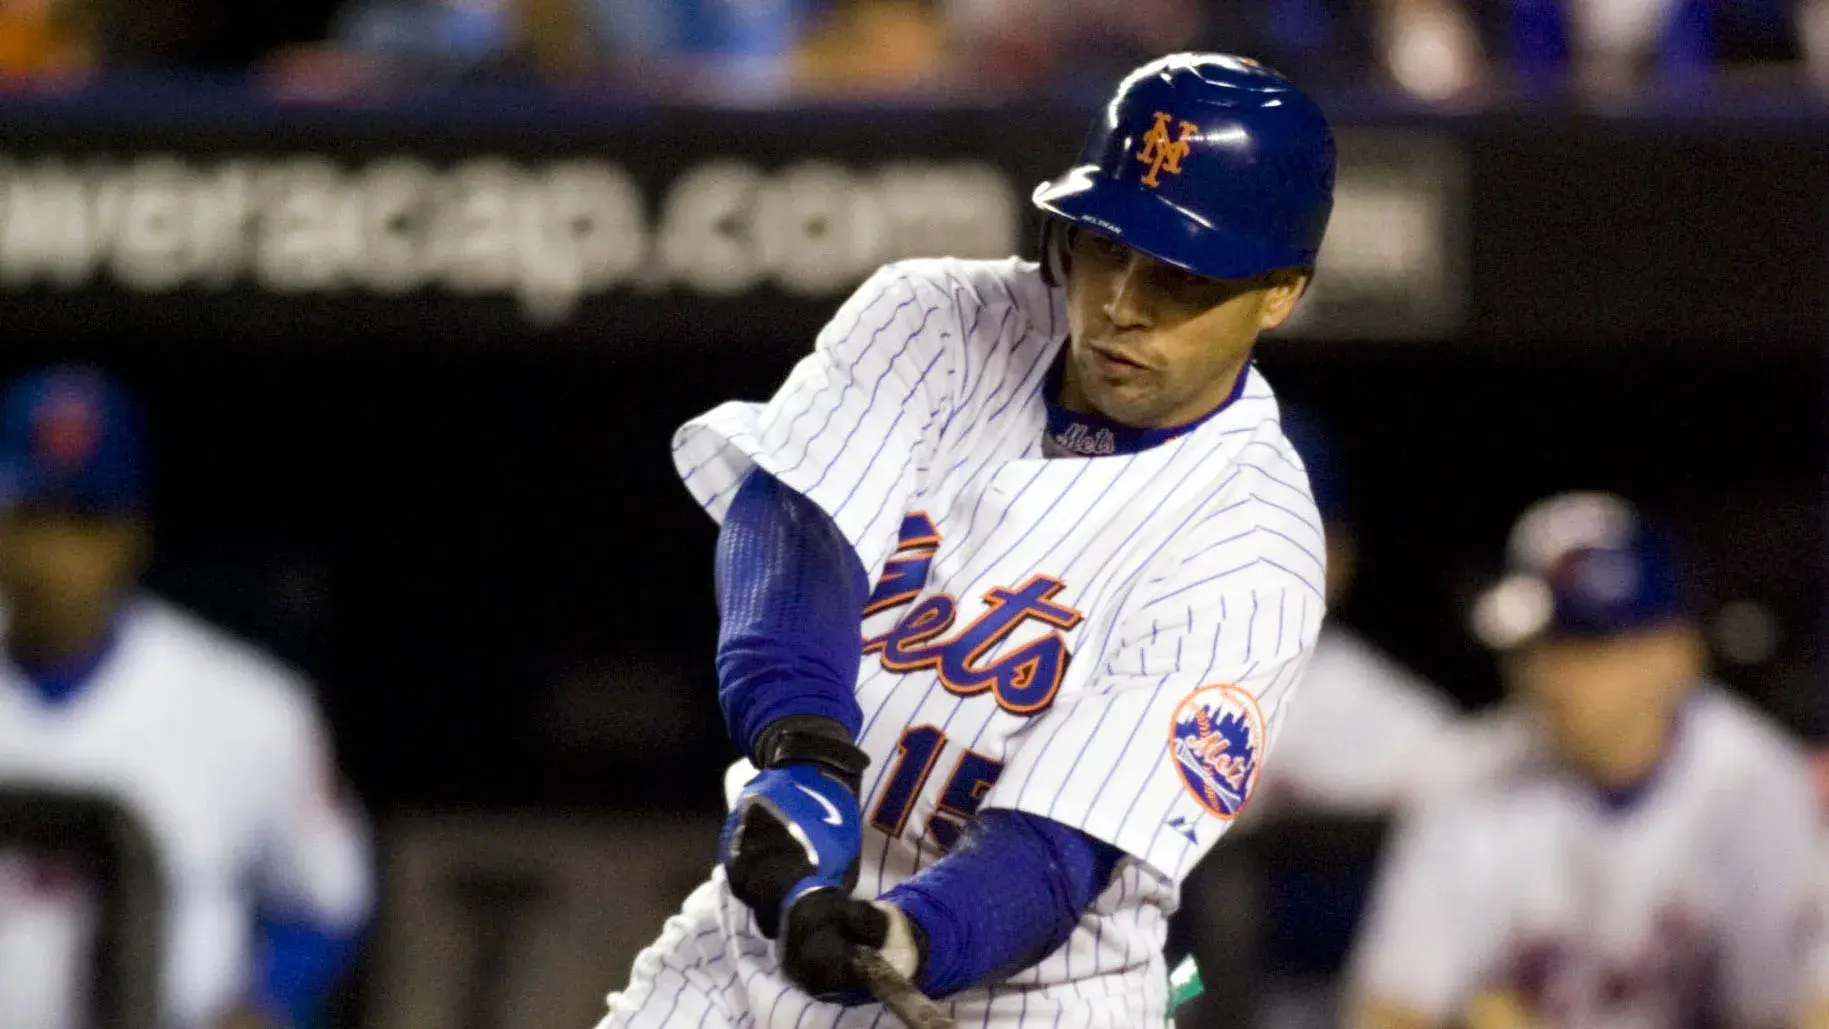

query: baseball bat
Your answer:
[850,946,957,1029]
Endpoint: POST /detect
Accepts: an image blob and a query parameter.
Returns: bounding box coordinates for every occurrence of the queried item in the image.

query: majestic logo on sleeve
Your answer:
[1169,684,1266,819]
[863,512,1083,716]
[1137,112,1200,188]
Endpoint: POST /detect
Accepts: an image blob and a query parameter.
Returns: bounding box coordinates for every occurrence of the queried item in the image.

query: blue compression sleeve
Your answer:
[715,470,869,757]
[883,809,1124,998]
[251,914,363,1026]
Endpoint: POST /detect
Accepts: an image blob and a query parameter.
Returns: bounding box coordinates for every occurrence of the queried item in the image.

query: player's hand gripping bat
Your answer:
[850,946,957,1029]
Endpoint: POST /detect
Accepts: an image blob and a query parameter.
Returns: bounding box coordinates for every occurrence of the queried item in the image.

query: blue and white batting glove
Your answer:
[720,718,869,939]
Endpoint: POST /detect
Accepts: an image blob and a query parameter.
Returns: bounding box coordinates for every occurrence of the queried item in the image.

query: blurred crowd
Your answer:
[0,0,1823,104]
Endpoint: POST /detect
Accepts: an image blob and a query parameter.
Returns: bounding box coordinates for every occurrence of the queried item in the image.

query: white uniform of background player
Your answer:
[0,599,373,1029]
[0,366,372,1029]
[1264,632,1452,813]
[1348,492,1823,1029]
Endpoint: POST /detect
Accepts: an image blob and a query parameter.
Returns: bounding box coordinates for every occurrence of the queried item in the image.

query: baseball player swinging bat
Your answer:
[598,51,1336,1029]
[851,947,956,1029]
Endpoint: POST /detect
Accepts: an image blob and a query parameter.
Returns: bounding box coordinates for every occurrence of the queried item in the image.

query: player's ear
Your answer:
[1255,270,1310,332]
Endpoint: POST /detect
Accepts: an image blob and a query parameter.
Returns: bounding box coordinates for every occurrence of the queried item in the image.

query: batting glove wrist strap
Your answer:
[753,715,869,794]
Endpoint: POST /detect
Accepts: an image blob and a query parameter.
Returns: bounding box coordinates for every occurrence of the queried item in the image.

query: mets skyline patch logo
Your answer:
[1169,684,1265,819]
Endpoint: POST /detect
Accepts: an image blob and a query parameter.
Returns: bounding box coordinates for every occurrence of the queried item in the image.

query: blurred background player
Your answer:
[0,367,374,1029]
[1345,490,1821,1029]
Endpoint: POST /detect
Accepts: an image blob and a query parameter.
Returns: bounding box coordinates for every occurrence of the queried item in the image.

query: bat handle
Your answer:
[850,946,957,1029]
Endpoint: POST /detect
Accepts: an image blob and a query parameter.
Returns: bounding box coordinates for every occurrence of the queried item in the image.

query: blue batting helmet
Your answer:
[1033,53,1337,281]
[0,366,148,517]
[1471,492,1688,650]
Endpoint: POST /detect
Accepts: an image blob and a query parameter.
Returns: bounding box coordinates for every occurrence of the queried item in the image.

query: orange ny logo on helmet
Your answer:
[1136,111,1200,188]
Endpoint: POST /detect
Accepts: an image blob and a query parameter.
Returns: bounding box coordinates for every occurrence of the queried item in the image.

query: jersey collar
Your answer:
[9,617,122,709]
[1592,692,1695,816]
[1042,346,1252,458]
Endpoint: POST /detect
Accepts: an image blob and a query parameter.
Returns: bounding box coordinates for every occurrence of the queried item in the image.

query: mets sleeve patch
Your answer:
[1169,684,1266,820]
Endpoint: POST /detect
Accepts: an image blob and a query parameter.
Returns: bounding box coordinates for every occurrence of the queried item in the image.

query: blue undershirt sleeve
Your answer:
[715,470,870,757]
[251,913,364,1026]
[882,809,1125,998]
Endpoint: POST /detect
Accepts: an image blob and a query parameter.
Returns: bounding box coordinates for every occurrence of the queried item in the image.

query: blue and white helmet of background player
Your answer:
[1470,491,1687,650]
[0,367,148,517]
[1032,52,1337,282]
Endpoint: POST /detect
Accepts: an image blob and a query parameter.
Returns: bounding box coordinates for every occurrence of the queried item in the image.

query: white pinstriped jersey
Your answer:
[1348,688,1824,1029]
[654,256,1325,1026]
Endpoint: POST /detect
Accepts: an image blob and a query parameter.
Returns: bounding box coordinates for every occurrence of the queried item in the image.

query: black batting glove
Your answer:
[779,890,926,1005]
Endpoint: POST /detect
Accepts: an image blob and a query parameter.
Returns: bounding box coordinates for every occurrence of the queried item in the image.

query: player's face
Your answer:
[0,509,146,651]
[1507,624,1704,783]
[1062,230,1307,428]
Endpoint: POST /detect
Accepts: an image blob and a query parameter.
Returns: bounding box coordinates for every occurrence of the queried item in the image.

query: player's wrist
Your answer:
[753,715,869,794]
[873,900,928,982]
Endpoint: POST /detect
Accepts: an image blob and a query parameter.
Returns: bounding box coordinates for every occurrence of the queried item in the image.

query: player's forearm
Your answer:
[715,470,869,757]
[881,808,1123,998]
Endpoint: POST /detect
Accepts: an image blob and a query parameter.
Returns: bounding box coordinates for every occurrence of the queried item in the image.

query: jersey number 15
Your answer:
[870,725,1005,849]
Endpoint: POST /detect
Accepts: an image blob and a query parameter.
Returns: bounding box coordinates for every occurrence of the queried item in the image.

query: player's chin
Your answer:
[1084,393,1145,426]
[1079,368,1149,411]
[1089,384,1170,428]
